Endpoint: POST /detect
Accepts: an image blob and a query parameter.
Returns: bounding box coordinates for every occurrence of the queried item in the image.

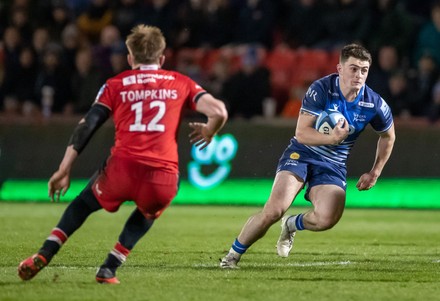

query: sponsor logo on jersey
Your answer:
[122,75,136,86]
[359,101,374,108]
[353,113,366,122]
[289,152,300,160]
[136,73,175,80]
[284,159,298,166]
[137,78,156,84]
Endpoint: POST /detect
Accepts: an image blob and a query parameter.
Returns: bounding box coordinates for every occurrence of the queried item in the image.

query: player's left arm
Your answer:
[356,123,396,191]
[189,93,228,150]
[48,104,111,201]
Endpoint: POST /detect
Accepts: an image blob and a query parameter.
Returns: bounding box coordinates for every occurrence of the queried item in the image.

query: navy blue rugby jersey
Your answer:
[298,73,394,166]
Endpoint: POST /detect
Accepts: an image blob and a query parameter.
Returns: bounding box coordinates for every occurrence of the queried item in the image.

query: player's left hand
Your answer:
[188,122,214,150]
[356,172,378,191]
[48,169,71,202]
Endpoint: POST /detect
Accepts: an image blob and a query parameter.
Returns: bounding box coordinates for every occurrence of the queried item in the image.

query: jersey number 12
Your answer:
[129,101,165,132]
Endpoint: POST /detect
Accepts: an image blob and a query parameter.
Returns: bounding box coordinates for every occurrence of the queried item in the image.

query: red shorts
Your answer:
[92,155,178,219]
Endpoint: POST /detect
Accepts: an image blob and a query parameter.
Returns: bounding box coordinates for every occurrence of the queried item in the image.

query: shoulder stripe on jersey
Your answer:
[194,91,208,103]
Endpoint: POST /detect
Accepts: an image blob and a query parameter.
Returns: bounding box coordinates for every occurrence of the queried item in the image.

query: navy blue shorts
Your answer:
[276,139,347,201]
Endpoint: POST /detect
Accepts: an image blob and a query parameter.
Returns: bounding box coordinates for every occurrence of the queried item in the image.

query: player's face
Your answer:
[338,57,370,91]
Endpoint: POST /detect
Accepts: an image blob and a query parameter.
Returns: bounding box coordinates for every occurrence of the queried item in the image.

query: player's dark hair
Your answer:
[126,25,166,64]
[340,44,372,65]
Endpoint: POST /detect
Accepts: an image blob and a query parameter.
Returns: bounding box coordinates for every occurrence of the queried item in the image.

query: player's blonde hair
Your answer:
[340,43,372,65]
[125,25,166,64]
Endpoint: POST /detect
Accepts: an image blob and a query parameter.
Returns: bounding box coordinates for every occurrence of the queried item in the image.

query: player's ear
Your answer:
[127,54,133,67]
[159,55,165,67]
[336,63,342,74]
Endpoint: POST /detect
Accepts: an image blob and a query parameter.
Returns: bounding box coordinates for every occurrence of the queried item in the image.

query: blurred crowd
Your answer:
[1,0,440,123]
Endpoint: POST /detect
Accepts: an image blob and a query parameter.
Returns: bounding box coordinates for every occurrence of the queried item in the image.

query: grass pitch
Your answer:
[0,202,439,301]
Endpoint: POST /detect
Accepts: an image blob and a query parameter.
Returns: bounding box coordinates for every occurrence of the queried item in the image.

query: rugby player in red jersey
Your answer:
[18,25,228,284]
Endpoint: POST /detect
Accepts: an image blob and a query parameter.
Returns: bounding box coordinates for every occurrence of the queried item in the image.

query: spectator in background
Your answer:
[112,0,143,38]
[222,45,271,118]
[204,54,233,97]
[173,0,205,48]
[0,26,22,113]
[71,47,104,114]
[367,45,400,98]
[175,0,236,49]
[9,5,33,43]
[92,25,122,79]
[318,0,371,50]
[201,0,237,48]
[35,43,73,115]
[428,76,440,122]
[47,0,73,43]
[234,0,276,49]
[386,70,413,118]
[31,27,51,65]
[64,0,90,18]
[77,0,113,44]
[60,23,84,79]
[407,54,439,117]
[283,0,325,49]
[413,0,440,67]
[17,47,39,117]
[367,0,415,62]
[281,84,307,119]
[141,0,178,48]
[109,41,129,76]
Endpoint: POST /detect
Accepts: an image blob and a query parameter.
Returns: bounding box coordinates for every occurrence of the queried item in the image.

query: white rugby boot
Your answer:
[220,252,240,269]
[276,215,296,257]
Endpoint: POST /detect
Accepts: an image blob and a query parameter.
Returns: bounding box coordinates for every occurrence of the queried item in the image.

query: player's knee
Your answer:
[315,215,339,230]
[261,209,284,226]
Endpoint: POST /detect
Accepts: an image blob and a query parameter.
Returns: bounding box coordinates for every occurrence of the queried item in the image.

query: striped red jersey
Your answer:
[95,65,206,173]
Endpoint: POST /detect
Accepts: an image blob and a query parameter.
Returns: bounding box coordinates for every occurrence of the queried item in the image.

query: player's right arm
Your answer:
[295,110,349,146]
[189,93,228,150]
[48,104,111,202]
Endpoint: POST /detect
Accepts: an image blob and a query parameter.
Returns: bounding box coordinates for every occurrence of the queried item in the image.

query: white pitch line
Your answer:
[193,261,354,268]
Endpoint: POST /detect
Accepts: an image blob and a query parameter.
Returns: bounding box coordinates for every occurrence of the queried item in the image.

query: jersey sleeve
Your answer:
[370,97,394,132]
[184,76,207,110]
[94,82,114,111]
[300,80,327,116]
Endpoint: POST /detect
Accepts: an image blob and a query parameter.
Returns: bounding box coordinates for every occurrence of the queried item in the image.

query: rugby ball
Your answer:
[315,109,345,135]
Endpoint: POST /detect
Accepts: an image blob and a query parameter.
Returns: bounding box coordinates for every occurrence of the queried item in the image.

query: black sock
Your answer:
[38,182,102,262]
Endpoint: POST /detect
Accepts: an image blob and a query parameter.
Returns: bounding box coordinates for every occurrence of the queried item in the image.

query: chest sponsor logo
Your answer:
[122,75,136,86]
[358,101,374,108]
[353,113,366,122]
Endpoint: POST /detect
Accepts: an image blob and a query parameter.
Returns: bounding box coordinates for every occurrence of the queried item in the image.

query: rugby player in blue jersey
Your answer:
[221,44,395,268]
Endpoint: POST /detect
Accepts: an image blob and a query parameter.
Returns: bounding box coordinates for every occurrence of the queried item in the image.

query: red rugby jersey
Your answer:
[95,65,206,173]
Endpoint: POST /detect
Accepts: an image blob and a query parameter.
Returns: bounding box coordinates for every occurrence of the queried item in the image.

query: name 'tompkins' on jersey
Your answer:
[95,65,206,173]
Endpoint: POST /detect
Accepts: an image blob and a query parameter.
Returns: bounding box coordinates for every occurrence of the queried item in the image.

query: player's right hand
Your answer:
[48,169,71,202]
[332,119,349,144]
[188,122,214,150]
